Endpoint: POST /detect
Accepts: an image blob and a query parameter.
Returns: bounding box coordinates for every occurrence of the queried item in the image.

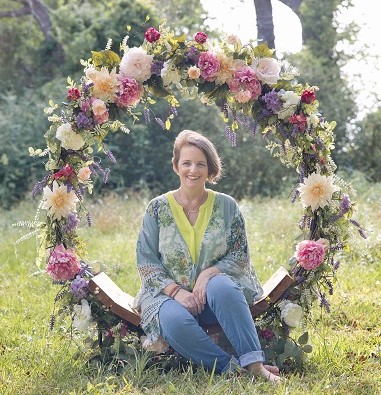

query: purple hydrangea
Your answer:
[185,46,200,64]
[76,112,93,129]
[262,90,282,113]
[151,60,164,76]
[70,276,89,299]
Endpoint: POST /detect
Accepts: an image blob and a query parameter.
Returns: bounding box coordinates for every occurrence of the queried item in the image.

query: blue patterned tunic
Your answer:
[133,191,263,340]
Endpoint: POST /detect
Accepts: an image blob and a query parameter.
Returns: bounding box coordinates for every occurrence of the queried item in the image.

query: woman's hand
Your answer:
[192,267,221,307]
[174,289,203,316]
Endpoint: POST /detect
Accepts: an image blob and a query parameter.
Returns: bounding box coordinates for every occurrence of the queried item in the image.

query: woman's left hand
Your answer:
[193,267,221,307]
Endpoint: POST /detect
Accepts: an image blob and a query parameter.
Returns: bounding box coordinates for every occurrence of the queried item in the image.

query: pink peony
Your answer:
[145,27,161,43]
[228,66,262,101]
[119,47,153,82]
[194,31,208,44]
[294,238,329,270]
[197,52,220,81]
[117,77,144,107]
[46,244,81,281]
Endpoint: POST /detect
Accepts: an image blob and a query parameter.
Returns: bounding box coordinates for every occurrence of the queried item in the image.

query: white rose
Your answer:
[308,113,320,128]
[119,47,153,82]
[280,301,303,327]
[56,123,85,151]
[72,299,95,332]
[161,60,181,88]
[252,57,281,85]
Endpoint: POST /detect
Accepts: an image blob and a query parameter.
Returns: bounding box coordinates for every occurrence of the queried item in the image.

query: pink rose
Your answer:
[67,87,81,101]
[46,244,81,281]
[117,76,144,107]
[294,238,329,270]
[145,27,161,43]
[187,66,201,79]
[301,89,316,104]
[77,166,92,182]
[194,31,208,44]
[234,89,252,103]
[92,98,109,124]
[197,52,220,81]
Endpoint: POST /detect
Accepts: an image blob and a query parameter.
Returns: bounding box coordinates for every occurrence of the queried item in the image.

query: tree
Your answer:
[253,0,302,50]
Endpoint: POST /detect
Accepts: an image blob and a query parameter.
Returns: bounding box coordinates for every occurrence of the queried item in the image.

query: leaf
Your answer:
[91,50,120,68]
[252,43,274,58]
[298,332,309,345]
[302,344,313,353]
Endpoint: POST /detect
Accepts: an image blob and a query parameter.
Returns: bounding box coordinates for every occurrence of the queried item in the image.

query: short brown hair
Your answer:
[172,130,222,184]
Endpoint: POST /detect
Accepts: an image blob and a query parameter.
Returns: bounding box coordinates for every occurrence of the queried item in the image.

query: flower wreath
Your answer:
[23,23,366,371]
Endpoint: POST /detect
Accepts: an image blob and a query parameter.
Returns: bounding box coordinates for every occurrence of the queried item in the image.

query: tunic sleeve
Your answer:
[136,200,175,297]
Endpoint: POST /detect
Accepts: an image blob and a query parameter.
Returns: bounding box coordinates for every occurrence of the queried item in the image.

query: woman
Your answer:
[133,130,281,381]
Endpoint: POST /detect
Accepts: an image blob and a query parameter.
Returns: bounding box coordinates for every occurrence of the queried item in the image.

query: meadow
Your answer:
[1,176,380,395]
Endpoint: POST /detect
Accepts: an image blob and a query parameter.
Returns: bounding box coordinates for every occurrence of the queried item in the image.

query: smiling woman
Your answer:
[21,22,366,372]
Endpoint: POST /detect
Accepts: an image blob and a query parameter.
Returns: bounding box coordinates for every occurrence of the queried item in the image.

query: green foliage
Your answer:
[290,0,358,167]
[348,109,381,181]
[2,191,381,394]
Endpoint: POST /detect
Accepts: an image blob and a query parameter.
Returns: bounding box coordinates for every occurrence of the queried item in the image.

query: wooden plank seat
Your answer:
[88,266,295,336]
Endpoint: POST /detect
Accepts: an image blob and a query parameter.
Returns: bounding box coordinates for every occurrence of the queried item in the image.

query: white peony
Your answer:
[56,123,85,151]
[161,60,181,87]
[298,172,340,211]
[279,301,303,328]
[119,47,153,82]
[42,180,79,220]
[276,90,300,120]
[72,299,95,332]
[252,57,281,85]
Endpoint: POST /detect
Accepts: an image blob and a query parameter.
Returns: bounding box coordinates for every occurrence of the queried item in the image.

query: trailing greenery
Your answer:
[2,182,380,394]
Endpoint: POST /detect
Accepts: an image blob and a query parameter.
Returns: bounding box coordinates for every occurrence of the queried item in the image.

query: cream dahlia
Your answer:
[298,172,339,211]
[85,67,119,102]
[42,181,79,220]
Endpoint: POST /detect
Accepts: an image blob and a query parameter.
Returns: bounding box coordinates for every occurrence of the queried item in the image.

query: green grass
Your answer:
[1,184,380,395]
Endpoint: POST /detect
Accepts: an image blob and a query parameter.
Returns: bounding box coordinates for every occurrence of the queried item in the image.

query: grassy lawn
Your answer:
[1,182,380,395]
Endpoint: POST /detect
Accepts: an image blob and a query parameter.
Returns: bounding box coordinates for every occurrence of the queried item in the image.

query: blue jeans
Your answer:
[159,274,265,374]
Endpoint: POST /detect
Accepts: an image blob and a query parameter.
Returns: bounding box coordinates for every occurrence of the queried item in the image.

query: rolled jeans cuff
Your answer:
[239,350,265,367]
[221,356,240,373]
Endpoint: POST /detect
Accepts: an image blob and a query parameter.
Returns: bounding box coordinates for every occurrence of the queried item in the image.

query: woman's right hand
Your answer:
[174,289,203,316]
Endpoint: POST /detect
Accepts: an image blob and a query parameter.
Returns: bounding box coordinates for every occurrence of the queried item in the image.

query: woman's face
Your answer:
[174,144,209,189]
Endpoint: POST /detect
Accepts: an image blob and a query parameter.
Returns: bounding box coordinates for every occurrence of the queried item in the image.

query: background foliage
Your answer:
[0,0,380,208]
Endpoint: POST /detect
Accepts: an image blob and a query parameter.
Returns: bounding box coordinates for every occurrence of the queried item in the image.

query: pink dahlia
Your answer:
[117,77,144,107]
[194,31,208,44]
[228,66,262,102]
[197,52,220,81]
[145,27,161,43]
[294,238,329,270]
[46,244,81,281]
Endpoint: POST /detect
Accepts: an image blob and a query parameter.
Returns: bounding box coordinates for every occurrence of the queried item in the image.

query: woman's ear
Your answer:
[172,159,179,175]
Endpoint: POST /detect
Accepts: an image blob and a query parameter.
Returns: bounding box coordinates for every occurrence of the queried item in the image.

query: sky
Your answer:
[200,0,381,117]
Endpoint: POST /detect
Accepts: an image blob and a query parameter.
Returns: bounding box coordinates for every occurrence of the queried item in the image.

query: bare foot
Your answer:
[247,362,283,383]
[264,364,280,376]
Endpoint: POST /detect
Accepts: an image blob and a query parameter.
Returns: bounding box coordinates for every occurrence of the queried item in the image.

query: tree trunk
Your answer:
[254,0,275,49]
[254,0,302,51]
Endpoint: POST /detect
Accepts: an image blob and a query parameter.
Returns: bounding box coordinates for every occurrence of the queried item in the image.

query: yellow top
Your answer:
[165,190,216,264]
